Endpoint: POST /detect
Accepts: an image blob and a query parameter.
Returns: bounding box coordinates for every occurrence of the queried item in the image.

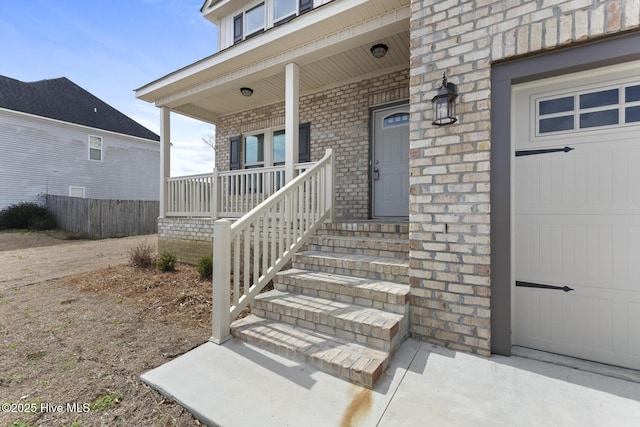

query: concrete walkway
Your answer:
[141,338,640,426]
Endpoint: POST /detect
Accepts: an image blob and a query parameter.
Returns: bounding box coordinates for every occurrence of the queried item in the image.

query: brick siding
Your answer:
[158,217,214,264]
[409,0,640,355]
[216,69,410,220]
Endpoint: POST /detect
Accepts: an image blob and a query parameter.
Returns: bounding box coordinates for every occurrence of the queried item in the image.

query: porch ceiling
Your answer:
[136,0,410,124]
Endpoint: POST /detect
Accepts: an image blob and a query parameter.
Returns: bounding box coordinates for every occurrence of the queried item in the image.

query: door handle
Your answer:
[515,146,574,157]
[516,281,574,292]
[373,168,380,181]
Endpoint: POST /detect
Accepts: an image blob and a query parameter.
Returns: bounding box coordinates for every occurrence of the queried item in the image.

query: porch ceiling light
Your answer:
[432,73,457,126]
[240,87,254,97]
[370,43,388,59]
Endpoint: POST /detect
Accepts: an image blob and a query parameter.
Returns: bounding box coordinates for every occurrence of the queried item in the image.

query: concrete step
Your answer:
[293,251,410,285]
[275,268,410,315]
[231,314,390,388]
[316,222,409,239]
[252,290,406,352]
[307,234,409,260]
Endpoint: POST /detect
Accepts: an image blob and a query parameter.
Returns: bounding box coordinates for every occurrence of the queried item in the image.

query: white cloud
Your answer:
[170,114,216,176]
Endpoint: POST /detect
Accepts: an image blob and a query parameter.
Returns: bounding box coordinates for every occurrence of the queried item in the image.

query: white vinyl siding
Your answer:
[0,110,160,210]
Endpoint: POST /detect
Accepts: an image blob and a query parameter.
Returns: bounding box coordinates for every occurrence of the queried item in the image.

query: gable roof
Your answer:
[0,75,159,141]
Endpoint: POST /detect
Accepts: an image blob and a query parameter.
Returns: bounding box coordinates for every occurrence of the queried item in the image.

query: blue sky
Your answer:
[0,0,218,176]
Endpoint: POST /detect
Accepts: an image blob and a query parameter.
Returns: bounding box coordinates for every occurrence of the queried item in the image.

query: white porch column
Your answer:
[159,107,171,217]
[285,62,299,184]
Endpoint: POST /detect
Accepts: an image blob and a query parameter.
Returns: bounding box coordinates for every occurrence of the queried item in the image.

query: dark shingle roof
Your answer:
[0,75,160,141]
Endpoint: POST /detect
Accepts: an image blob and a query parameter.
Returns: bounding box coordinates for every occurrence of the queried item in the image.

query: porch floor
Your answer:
[141,338,640,426]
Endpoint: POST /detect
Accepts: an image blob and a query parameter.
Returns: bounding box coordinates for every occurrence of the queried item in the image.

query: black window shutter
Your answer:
[299,0,313,14]
[230,136,241,170]
[298,122,311,163]
[233,14,243,44]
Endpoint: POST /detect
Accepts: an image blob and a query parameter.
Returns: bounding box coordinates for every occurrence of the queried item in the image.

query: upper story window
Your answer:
[245,3,265,38]
[274,0,297,24]
[89,135,102,161]
[232,0,314,45]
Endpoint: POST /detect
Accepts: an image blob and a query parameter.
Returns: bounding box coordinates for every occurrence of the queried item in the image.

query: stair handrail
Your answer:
[211,148,334,343]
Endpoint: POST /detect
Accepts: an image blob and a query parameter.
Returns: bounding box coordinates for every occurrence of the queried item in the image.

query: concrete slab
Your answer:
[380,343,640,427]
[142,338,640,427]
[141,338,421,427]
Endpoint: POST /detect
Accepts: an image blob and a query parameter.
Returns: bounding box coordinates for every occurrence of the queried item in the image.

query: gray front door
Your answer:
[372,104,409,217]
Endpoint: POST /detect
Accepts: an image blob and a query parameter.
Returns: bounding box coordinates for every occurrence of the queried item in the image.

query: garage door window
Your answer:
[536,82,640,135]
[626,85,640,122]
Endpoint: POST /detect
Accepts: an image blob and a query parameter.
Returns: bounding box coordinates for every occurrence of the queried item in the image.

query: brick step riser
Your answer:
[274,278,409,315]
[305,245,409,260]
[306,238,409,260]
[292,258,409,285]
[230,328,390,388]
[314,230,408,240]
[251,301,402,352]
[319,223,409,236]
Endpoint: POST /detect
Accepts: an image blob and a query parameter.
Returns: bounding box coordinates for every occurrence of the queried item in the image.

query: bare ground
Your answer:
[0,231,212,426]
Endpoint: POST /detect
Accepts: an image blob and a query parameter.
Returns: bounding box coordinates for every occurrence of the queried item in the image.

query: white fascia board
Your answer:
[136,0,407,104]
[201,0,245,24]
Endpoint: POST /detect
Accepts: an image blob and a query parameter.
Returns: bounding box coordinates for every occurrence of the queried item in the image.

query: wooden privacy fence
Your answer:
[46,195,159,238]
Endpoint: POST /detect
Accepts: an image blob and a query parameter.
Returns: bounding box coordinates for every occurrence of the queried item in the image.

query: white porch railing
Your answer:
[211,149,333,343]
[164,163,314,218]
[166,173,214,216]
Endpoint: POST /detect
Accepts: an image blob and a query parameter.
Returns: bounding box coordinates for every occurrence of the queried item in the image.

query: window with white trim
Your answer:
[536,82,640,135]
[243,128,284,168]
[89,135,102,161]
[274,0,297,24]
[273,129,286,165]
[244,3,265,38]
[69,187,85,198]
[244,133,266,168]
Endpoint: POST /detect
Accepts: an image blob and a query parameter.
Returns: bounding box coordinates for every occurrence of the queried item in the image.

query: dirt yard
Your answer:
[0,231,212,426]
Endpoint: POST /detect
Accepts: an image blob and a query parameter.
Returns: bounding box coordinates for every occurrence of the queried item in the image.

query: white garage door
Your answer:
[513,62,640,370]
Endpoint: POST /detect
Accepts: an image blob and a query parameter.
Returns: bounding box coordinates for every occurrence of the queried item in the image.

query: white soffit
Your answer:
[137,0,409,105]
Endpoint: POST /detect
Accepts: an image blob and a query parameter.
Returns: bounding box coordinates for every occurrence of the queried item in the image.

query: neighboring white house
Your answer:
[136,0,640,391]
[0,75,160,210]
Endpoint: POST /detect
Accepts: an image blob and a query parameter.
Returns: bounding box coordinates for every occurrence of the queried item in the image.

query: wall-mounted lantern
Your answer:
[432,73,457,126]
[240,87,254,97]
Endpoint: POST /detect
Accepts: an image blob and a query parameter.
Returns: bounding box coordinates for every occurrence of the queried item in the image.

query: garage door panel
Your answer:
[514,67,640,370]
[629,302,640,360]
[515,288,615,356]
[516,139,639,215]
[629,150,640,203]
[516,216,615,287]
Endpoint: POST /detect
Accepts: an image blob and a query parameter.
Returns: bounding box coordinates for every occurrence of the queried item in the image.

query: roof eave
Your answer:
[135,0,408,104]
